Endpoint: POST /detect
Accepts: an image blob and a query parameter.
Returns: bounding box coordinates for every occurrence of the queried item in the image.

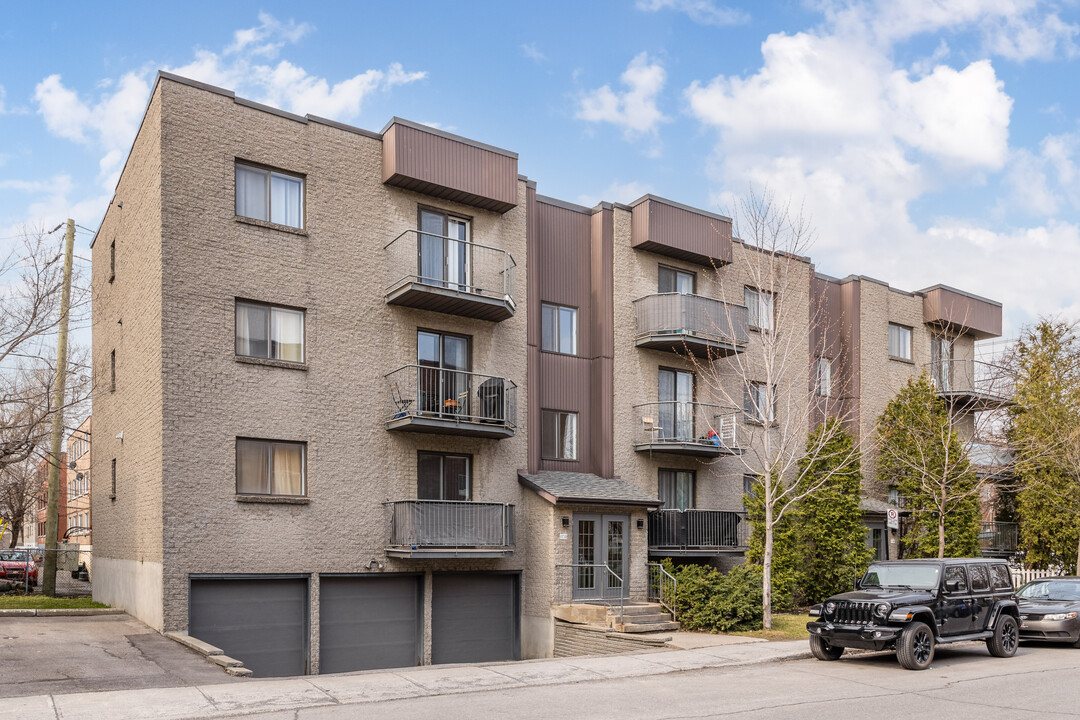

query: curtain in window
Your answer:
[419,210,446,286]
[236,165,268,221]
[889,325,911,359]
[562,412,577,460]
[271,309,304,362]
[270,174,302,228]
[235,303,269,358]
[236,440,270,494]
[272,443,304,495]
[744,288,759,327]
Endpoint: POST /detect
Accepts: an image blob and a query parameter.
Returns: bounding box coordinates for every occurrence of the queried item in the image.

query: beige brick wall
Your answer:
[91,83,166,620]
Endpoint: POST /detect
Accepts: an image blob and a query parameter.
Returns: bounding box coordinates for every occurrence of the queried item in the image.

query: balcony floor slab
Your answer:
[386,282,514,322]
[385,547,514,559]
[635,334,743,359]
[634,442,741,458]
[386,415,515,439]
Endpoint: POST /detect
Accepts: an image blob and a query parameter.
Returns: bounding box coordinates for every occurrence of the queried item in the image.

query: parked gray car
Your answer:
[1017,577,1080,646]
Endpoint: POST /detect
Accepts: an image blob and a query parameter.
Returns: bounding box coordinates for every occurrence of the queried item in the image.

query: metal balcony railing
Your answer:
[633,402,740,452]
[648,509,748,550]
[387,500,515,548]
[384,229,516,306]
[978,521,1018,555]
[924,359,1013,406]
[633,293,749,347]
[386,365,517,429]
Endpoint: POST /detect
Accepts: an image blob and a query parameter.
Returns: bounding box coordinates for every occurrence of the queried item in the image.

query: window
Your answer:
[541,410,577,460]
[235,163,304,229]
[658,368,695,441]
[417,452,471,501]
[110,459,116,500]
[944,565,968,593]
[744,382,775,423]
[418,208,470,290]
[888,323,912,360]
[990,564,1012,590]
[968,564,990,592]
[418,330,471,415]
[815,357,832,397]
[236,439,306,496]
[745,287,774,331]
[541,303,578,355]
[658,469,695,510]
[658,266,695,294]
[235,300,305,363]
[110,350,116,392]
[109,240,115,283]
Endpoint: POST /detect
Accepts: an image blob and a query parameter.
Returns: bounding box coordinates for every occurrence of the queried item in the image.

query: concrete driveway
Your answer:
[0,614,240,698]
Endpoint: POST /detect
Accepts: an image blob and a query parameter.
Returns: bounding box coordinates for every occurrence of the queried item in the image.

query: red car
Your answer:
[0,550,37,586]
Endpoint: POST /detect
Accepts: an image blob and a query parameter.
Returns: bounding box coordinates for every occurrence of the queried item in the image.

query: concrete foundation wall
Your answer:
[92,556,164,631]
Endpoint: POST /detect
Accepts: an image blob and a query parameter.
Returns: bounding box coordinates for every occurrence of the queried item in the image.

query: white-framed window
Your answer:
[236,438,306,496]
[541,303,578,355]
[815,357,832,397]
[235,163,304,229]
[235,300,305,363]
[744,381,775,423]
[888,323,912,360]
[541,410,578,460]
[745,287,774,331]
[658,266,695,294]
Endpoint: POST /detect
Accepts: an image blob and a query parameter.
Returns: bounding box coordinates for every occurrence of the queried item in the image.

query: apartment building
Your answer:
[35,453,68,545]
[66,416,93,544]
[90,72,1004,677]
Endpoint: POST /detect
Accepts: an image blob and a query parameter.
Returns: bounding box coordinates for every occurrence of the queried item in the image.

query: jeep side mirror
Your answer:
[945,580,967,593]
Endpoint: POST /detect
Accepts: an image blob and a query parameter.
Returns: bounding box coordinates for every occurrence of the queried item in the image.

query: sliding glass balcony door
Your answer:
[419,209,471,292]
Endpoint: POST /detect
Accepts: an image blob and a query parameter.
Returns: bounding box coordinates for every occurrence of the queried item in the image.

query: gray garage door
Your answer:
[319,575,422,674]
[432,573,519,665]
[189,576,308,678]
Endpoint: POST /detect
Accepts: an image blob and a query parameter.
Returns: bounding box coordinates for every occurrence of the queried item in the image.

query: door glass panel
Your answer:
[417,331,441,414]
[577,520,596,591]
[446,217,469,291]
[442,455,470,500]
[675,371,694,440]
[442,335,470,417]
[658,266,676,293]
[675,271,694,295]
[606,520,624,591]
[417,454,443,499]
[419,210,445,287]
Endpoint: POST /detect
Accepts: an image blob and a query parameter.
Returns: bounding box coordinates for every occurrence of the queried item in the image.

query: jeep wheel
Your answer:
[809,634,844,661]
[987,615,1018,658]
[897,621,935,670]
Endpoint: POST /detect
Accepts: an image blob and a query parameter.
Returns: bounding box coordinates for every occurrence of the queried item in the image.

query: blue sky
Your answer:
[1,0,1078,335]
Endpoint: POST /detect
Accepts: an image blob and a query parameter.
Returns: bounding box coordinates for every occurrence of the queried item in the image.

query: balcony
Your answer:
[633,402,741,457]
[386,500,515,558]
[978,521,1018,557]
[385,365,517,439]
[648,509,748,555]
[633,294,748,358]
[384,230,516,321]
[924,359,1013,412]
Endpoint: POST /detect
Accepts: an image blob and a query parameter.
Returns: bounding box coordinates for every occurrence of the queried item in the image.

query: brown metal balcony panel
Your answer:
[385,365,517,439]
[634,294,749,358]
[385,282,515,321]
[630,195,733,266]
[382,121,518,213]
[386,500,515,558]
[921,285,1002,340]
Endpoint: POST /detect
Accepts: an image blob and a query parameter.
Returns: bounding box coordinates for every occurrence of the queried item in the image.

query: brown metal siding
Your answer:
[810,275,860,430]
[590,208,615,478]
[630,198,732,266]
[382,123,518,213]
[922,287,1002,340]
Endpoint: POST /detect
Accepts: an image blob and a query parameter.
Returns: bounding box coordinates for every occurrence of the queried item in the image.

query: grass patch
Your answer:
[0,595,108,610]
[731,612,812,641]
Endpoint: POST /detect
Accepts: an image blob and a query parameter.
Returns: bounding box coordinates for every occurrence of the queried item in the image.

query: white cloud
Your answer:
[636,0,750,26]
[521,43,546,63]
[225,12,312,56]
[578,53,668,138]
[577,180,654,207]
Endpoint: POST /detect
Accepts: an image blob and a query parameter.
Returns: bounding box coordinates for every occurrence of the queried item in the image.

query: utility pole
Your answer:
[42,218,75,596]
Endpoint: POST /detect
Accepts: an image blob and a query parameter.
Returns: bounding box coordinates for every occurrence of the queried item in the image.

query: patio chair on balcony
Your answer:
[642,416,663,435]
[390,382,413,419]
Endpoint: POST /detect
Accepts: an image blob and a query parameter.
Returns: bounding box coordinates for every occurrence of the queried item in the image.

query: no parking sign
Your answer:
[887,508,899,530]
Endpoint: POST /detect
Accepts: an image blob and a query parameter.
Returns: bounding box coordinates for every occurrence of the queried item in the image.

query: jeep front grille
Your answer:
[835,601,874,624]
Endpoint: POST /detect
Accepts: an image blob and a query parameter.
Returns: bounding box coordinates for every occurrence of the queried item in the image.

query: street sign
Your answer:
[887,508,899,530]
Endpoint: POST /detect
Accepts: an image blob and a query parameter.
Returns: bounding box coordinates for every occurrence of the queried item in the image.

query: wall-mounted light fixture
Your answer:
[561,516,570,527]
[636,519,645,529]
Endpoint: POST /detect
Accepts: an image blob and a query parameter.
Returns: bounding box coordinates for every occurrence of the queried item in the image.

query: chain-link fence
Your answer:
[0,547,92,597]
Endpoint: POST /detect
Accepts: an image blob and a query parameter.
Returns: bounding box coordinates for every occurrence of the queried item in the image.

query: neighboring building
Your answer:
[35,453,68,545]
[66,417,93,545]
[90,72,1005,677]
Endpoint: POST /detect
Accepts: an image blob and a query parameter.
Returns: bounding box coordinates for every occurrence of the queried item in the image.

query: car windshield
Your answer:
[0,551,31,562]
[1018,580,1080,602]
[861,563,940,590]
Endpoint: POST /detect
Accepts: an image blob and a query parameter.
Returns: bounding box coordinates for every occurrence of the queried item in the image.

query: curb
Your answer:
[165,631,253,677]
[0,608,125,617]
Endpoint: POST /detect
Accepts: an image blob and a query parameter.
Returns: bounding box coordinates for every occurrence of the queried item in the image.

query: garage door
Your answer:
[319,575,422,674]
[432,573,519,665]
[189,577,307,678]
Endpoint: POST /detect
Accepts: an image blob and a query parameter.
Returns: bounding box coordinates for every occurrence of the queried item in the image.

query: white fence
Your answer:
[1010,565,1064,588]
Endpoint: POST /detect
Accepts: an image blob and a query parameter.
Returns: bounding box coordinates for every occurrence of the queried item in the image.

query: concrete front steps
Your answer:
[611,603,680,633]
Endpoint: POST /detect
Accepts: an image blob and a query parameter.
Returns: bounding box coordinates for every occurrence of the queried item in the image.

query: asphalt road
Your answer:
[241,641,1080,720]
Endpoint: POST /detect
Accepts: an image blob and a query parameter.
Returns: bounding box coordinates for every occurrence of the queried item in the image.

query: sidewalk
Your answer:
[1,639,811,720]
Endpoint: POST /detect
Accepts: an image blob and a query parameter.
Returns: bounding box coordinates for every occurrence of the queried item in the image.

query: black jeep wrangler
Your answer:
[806,558,1020,670]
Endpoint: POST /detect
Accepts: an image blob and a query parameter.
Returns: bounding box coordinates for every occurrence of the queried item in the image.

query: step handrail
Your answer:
[555,563,624,625]
[647,562,677,620]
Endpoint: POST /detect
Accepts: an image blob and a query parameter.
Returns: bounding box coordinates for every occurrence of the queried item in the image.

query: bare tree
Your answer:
[689,189,863,629]
[0,453,44,549]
